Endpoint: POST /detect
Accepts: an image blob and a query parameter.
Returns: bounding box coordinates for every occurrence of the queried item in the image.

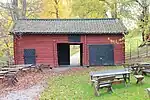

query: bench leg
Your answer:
[136,78,144,84]
[147,90,150,98]
[136,79,139,84]
[94,83,99,96]
[142,72,147,76]
[107,86,113,93]
[123,74,128,87]
[91,81,94,86]
[7,78,15,86]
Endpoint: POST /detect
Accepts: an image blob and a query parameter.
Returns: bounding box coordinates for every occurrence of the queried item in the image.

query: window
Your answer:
[68,35,80,42]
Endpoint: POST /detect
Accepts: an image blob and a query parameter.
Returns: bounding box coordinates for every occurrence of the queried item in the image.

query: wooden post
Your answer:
[146,45,148,57]
[84,35,87,66]
[14,35,17,64]
[137,40,139,58]
[130,43,131,59]
[53,40,56,67]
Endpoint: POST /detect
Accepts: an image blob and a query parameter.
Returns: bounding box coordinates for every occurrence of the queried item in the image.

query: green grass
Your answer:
[40,67,150,100]
[70,46,80,56]
[70,48,79,56]
[125,35,142,53]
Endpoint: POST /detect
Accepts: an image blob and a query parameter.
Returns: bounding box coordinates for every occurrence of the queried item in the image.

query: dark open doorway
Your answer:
[57,43,83,66]
[57,43,70,65]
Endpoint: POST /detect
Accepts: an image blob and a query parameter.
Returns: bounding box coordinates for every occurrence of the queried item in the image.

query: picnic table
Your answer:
[136,62,150,75]
[0,70,18,86]
[130,62,150,75]
[90,69,130,85]
[0,64,44,86]
[11,64,33,72]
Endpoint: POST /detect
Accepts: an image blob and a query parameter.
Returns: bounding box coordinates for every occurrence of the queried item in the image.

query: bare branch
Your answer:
[135,0,143,7]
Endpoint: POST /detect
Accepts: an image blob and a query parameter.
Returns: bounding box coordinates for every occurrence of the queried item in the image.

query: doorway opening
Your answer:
[57,43,83,67]
[70,45,81,66]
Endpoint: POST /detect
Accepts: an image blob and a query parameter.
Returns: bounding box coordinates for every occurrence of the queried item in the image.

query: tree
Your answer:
[99,0,150,41]
[134,0,150,41]
[99,0,118,18]
[72,0,106,18]
[0,0,42,20]
[40,0,71,18]
[0,0,42,64]
[99,0,136,19]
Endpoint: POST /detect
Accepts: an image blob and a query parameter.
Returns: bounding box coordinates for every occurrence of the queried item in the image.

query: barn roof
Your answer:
[11,18,127,35]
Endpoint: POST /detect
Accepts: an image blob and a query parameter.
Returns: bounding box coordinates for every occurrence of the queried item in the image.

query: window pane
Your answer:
[68,35,80,42]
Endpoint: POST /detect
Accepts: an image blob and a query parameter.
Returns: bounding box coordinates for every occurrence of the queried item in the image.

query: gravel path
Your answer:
[0,80,46,100]
[70,52,80,66]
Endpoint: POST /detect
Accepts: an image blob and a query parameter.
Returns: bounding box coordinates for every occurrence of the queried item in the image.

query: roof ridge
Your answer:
[17,18,119,21]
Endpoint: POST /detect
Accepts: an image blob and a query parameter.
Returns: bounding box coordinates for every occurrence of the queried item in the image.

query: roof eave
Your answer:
[12,31,126,35]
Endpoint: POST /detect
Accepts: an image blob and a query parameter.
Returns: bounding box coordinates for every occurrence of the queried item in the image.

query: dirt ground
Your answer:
[0,67,103,100]
[0,67,71,100]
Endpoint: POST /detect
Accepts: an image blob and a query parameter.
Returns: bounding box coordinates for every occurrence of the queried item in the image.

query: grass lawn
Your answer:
[40,67,150,100]
[70,45,80,56]
[125,35,142,53]
[70,48,80,56]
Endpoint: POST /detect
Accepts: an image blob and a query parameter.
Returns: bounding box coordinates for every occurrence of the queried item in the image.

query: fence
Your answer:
[125,39,150,60]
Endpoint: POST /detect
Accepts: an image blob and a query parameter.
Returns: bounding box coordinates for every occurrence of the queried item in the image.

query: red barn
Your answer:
[11,18,127,67]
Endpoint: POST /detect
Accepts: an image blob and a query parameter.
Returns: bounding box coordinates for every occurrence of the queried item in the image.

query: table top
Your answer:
[0,71,9,74]
[1,66,24,70]
[138,62,150,65]
[12,64,33,67]
[90,69,130,77]
[147,88,150,91]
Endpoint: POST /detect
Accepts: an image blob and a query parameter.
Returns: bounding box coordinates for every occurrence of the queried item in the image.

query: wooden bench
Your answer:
[142,69,150,75]
[5,72,18,86]
[113,75,125,84]
[134,75,144,84]
[92,75,125,86]
[93,75,115,96]
[139,64,150,75]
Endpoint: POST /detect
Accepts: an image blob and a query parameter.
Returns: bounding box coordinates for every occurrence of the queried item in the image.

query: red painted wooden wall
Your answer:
[14,34,125,67]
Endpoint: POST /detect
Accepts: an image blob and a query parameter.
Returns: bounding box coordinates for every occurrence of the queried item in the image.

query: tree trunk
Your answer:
[136,0,150,41]
[55,6,59,18]
[142,31,145,41]
[54,0,59,18]
[12,0,19,20]
[21,0,27,18]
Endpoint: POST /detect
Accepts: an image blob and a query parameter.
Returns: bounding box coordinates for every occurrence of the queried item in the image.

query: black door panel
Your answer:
[89,44,114,66]
[24,49,36,64]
